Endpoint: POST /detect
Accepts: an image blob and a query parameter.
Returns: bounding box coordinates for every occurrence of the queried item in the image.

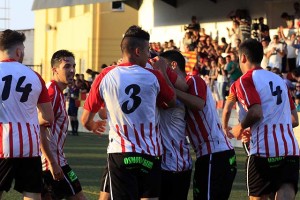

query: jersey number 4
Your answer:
[269,81,282,105]
[121,84,141,114]
[1,75,32,102]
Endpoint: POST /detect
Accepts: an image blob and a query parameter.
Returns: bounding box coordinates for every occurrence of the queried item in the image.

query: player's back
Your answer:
[0,61,42,125]
[251,69,293,130]
[100,65,162,156]
[242,68,299,157]
[0,61,44,158]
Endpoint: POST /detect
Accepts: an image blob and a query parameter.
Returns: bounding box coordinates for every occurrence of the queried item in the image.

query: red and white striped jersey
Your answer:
[41,81,68,170]
[84,63,175,156]
[185,75,233,158]
[234,67,299,157]
[229,82,247,121]
[159,100,192,172]
[0,61,50,158]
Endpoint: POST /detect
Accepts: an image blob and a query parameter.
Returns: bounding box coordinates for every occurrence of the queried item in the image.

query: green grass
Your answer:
[2,132,299,199]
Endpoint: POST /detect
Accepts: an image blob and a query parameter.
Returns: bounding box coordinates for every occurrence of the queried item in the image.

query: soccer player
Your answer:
[0,29,54,199]
[159,51,193,200]
[40,50,92,200]
[81,25,176,200]
[231,39,299,200]
[161,50,237,200]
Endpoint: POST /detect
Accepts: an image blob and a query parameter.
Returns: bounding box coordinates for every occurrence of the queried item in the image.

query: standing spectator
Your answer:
[292,35,300,68]
[231,39,299,200]
[79,74,91,93]
[258,17,270,40]
[209,58,219,100]
[220,37,229,53]
[67,80,81,136]
[216,56,228,105]
[227,20,240,49]
[261,37,270,69]
[279,28,297,73]
[184,15,200,33]
[226,54,242,86]
[294,2,300,28]
[81,25,176,200]
[266,35,285,71]
[166,49,236,200]
[238,18,251,42]
[0,29,54,199]
[40,50,87,199]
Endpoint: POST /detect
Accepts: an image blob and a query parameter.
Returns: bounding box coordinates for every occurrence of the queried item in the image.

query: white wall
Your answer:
[20,29,34,65]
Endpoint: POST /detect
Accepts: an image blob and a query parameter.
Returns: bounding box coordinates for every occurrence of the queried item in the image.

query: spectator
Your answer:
[227,20,240,49]
[281,12,294,29]
[216,56,228,104]
[184,15,200,32]
[279,28,297,73]
[226,54,242,86]
[266,35,285,71]
[79,74,91,93]
[261,37,270,69]
[67,80,81,136]
[181,31,193,52]
[258,17,270,40]
[238,18,251,42]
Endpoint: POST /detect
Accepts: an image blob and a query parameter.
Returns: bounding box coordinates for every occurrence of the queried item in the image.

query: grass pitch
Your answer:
[2,132,299,199]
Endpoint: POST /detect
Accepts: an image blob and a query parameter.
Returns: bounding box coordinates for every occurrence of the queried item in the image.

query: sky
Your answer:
[2,0,35,30]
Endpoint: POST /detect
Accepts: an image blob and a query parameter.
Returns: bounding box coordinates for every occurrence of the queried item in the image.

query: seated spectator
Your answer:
[181,32,193,52]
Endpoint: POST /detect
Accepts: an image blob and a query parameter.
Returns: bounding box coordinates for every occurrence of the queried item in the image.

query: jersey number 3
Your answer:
[269,81,282,105]
[121,84,141,114]
[1,75,32,102]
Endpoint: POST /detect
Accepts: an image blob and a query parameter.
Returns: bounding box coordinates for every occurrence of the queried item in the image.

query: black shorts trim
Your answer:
[0,157,42,194]
[42,164,82,199]
[193,150,237,200]
[100,165,110,193]
[246,156,299,197]
[108,153,161,199]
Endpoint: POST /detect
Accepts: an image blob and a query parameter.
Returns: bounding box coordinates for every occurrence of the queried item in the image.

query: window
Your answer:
[112,1,124,12]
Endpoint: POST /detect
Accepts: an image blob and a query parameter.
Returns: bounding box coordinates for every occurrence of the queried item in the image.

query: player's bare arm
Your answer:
[222,98,236,139]
[39,126,64,181]
[232,104,262,139]
[81,110,106,135]
[175,89,205,110]
[37,102,54,126]
[291,109,299,128]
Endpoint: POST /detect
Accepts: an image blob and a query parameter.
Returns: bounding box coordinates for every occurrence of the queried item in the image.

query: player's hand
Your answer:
[92,120,106,136]
[223,126,234,139]
[231,123,244,140]
[150,56,168,73]
[241,129,251,143]
[50,162,64,181]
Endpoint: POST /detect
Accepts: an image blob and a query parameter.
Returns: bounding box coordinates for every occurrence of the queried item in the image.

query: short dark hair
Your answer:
[51,50,75,67]
[160,50,186,72]
[121,25,150,53]
[238,39,263,65]
[0,29,25,51]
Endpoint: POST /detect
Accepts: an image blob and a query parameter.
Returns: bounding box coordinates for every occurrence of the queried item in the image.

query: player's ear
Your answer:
[240,54,247,64]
